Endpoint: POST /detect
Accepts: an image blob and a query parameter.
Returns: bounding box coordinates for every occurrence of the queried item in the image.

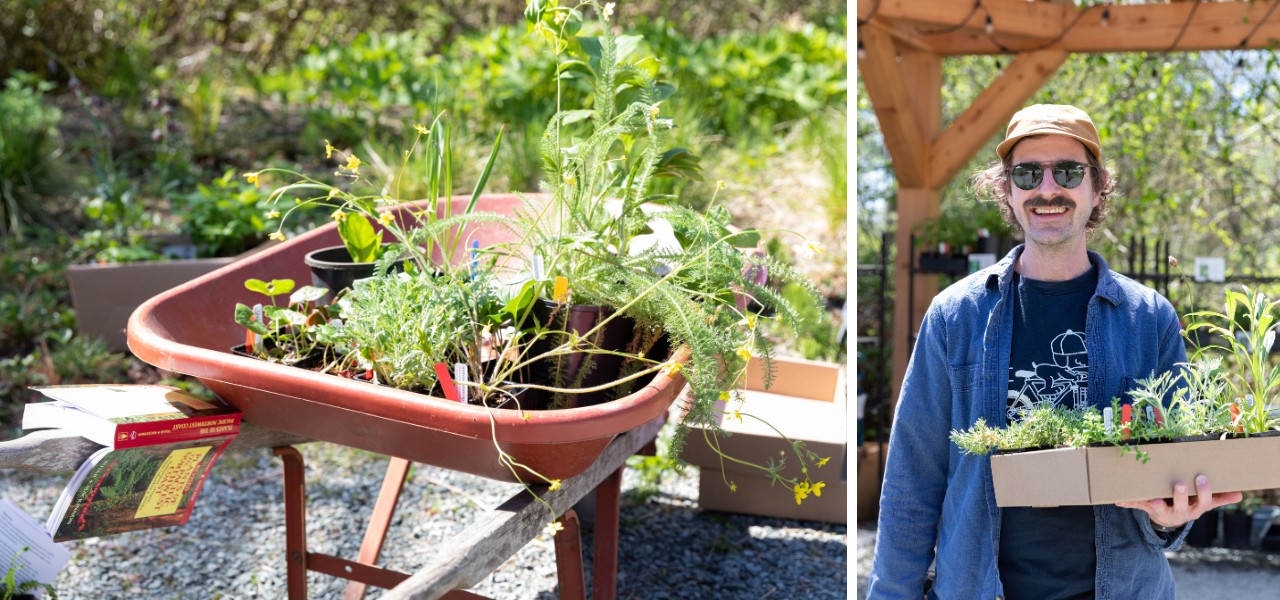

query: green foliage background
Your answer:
[0,1,848,430]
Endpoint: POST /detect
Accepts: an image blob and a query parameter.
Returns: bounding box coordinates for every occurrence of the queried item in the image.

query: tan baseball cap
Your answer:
[996,104,1102,162]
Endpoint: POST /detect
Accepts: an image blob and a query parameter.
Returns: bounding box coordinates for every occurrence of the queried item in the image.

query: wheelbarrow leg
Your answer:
[553,509,587,600]
[275,446,309,600]
[344,456,412,600]
[592,466,623,600]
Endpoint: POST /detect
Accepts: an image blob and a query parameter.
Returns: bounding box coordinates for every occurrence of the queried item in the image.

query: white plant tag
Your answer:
[532,255,544,281]
[454,363,469,404]
[1103,407,1114,435]
[252,303,265,352]
[1145,406,1155,423]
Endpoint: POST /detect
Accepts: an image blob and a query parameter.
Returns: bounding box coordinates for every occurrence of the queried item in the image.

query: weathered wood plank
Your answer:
[380,414,666,600]
[0,421,312,473]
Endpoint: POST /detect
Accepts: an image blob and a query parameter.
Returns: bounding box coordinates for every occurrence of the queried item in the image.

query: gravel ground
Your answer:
[856,521,1280,599]
[1,440,847,599]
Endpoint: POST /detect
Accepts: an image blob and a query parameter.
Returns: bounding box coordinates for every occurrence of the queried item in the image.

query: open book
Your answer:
[44,436,234,543]
[0,499,69,595]
[23,385,241,449]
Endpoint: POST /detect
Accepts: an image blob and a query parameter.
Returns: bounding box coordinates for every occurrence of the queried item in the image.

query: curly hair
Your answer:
[971,138,1116,233]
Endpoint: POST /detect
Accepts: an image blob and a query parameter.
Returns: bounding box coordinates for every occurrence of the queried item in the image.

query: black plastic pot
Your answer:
[230,342,324,370]
[303,245,407,303]
[1185,509,1219,547]
[525,299,670,409]
[1223,511,1253,549]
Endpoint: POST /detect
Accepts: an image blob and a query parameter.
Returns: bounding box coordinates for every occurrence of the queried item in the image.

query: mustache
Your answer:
[1024,194,1075,209]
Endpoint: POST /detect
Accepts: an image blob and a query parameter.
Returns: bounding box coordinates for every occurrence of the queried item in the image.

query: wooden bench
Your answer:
[0,417,662,600]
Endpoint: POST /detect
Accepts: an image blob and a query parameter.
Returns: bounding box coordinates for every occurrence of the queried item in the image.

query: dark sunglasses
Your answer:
[1007,160,1093,190]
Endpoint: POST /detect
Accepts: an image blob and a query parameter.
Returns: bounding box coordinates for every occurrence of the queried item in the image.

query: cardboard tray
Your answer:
[991,434,1280,507]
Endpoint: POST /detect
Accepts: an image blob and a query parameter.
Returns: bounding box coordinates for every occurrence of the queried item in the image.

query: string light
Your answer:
[985,14,994,36]
[1101,7,1110,28]
[857,39,867,61]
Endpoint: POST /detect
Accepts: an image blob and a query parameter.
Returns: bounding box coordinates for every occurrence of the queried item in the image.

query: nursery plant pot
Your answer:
[1185,509,1219,547]
[1223,511,1253,549]
[127,194,690,484]
[529,299,638,409]
[303,245,407,303]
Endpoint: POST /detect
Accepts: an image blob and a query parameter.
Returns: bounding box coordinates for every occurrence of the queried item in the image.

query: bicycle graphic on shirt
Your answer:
[1007,329,1089,421]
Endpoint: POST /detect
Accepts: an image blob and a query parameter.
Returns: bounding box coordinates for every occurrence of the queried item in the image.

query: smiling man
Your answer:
[866,105,1242,600]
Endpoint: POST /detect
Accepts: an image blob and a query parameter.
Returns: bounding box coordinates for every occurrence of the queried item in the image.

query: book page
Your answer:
[32,385,184,420]
[0,499,70,591]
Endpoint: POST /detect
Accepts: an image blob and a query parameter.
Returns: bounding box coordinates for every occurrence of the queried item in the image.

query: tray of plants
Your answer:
[127,193,692,483]
[952,287,1280,507]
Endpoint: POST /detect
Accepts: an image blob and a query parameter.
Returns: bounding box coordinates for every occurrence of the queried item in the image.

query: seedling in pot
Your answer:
[233,278,331,365]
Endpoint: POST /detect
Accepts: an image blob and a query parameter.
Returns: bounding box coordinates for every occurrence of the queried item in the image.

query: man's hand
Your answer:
[1115,475,1242,529]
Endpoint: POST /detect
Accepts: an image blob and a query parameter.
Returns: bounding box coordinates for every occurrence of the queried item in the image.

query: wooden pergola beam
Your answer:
[857,26,928,187]
[928,49,1069,189]
[857,0,1070,39]
[890,1,1280,55]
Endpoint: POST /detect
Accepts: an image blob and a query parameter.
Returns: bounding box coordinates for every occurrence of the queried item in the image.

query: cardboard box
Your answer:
[698,466,847,524]
[679,356,847,523]
[857,442,883,523]
[991,435,1280,507]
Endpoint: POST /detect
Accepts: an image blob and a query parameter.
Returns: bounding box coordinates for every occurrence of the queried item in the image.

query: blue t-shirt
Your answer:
[999,267,1098,600]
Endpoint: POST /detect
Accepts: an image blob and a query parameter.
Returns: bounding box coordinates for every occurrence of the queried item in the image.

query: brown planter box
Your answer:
[68,257,237,352]
[991,434,1280,507]
[679,356,847,523]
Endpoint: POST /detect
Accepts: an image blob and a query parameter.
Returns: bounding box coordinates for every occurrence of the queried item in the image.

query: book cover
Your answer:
[24,385,241,449]
[45,437,233,543]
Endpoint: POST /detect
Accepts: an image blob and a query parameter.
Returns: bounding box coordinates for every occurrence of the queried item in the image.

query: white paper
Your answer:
[31,385,185,420]
[1194,257,1225,282]
[0,499,69,593]
[454,363,469,404]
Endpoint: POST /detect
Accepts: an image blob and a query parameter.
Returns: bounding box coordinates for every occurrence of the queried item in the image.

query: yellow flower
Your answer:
[344,154,362,174]
[414,124,429,136]
[731,409,743,423]
[735,345,752,361]
[542,521,565,537]
[554,11,568,25]
[801,240,824,260]
[718,391,731,402]
[793,482,811,505]
[548,479,562,491]
[328,188,339,199]
[563,172,576,186]
[716,179,726,191]
[378,212,395,226]
[817,456,831,468]
[324,139,335,159]
[729,481,737,493]
[663,361,683,378]
[331,210,347,222]
[811,481,826,498]
[243,172,259,187]
[736,313,757,330]
[268,232,286,241]
[648,102,661,120]
[266,211,280,219]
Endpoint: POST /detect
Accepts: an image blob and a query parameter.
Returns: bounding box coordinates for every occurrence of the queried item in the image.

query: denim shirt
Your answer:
[867,246,1190,600]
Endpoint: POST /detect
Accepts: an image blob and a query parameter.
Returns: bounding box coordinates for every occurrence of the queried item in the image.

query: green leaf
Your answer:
[245,278,296,298]
[727,229,762,248]
[235,303,269,335]
[338,213,384,263]
[502,280,538,321]
[265,306,308,327]
[467,125,505,215]
[290,285,329,305]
